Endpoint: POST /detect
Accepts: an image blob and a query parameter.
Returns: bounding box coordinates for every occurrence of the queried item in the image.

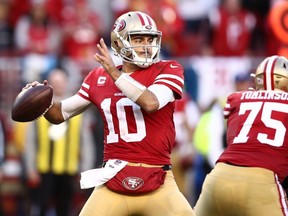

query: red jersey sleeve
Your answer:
[153,60,184,99]
[77,68,99,101]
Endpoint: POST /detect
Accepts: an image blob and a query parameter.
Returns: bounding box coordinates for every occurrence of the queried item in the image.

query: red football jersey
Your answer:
[78,60,184,165]
[218,90,288,182]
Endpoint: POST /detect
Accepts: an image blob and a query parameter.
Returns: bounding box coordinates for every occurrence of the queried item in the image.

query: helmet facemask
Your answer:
[120,32,162,68]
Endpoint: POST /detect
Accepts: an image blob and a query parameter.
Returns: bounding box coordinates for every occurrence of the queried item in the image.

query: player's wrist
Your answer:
[115,73,146,102]
[109,68,122,81]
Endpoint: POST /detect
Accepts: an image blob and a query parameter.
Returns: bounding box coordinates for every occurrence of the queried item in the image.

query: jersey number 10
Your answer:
[101,98,146,144]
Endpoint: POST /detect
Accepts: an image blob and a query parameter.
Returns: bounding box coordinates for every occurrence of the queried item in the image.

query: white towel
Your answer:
[80,159,128,189]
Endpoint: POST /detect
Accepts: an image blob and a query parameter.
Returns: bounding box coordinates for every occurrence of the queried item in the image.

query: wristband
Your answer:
[115,73,146,102]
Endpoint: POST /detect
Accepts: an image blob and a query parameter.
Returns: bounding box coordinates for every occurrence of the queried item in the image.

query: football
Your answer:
[11,84,53,122]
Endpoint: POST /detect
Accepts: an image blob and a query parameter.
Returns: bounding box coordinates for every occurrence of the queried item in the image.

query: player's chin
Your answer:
[139,55,152,59]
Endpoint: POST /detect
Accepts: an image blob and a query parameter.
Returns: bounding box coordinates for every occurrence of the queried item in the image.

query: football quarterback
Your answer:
[24,11,195,216]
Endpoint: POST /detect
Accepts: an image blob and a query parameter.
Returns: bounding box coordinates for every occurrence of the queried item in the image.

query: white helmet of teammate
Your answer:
[254,55,288,91]
[111,11,162,68]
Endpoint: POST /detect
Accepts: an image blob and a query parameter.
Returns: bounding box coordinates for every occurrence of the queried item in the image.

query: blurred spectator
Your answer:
[14,0,61,83]
[234,71,253,91]
[61,0,105,62]
[171,92,200,203]
[60,0,105,92]
[177,0,219,55]
[0,109,25,216]
[183,64,199,102]
[110,0,150,22]
[146,0,185,57]
[8,0,63,27]
[0,0,15,55]
[192,98,226,205]
[177,0,219,33]
[242,0,270,56]
[23,69,95,216]
[45,0,64,23]
[8,0,30,27]
[206,0,256,56]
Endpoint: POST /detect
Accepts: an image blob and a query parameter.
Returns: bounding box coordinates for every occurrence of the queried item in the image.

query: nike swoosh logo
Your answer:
[170,63,178,68]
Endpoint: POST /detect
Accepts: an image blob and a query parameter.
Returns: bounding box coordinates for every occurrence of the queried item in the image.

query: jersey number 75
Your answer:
[233,101,288,147]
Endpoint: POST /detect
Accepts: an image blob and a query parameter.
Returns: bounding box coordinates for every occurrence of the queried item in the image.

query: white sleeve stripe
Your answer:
[225,103,230,108]
[155,74,184,84]
[223,110,230,116]
[79,89,89,97]
[154,79,183,93]
[82,83,90,89]
[148,84,174,109]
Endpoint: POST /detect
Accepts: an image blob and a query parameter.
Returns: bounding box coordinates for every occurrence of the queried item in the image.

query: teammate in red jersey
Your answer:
[25,11,195,216]
[194,55,288,216]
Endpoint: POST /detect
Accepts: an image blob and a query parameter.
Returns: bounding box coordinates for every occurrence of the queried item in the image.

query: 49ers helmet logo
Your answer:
[113,19,126,32]
[122,177,144,190]
[145,25,152,30]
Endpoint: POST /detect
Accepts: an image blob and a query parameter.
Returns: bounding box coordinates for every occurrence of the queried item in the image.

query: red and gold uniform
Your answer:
[195,90,288,216]
[77,60,195,216]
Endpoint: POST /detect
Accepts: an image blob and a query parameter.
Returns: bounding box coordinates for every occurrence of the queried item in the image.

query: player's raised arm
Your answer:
[94,38,166,113]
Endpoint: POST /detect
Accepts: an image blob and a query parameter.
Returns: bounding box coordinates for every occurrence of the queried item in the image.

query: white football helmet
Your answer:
[111,11,162,68]
[253,55,288,91]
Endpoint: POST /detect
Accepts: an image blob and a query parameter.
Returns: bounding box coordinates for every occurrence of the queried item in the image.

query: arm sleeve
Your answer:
[61,94,92,120]
[148,84,175,109]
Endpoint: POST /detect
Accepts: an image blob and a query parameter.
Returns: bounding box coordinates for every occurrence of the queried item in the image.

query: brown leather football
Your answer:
[11,84,53,122]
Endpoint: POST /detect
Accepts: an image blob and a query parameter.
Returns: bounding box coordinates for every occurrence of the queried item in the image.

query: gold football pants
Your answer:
[194,163,288,216]
[79,170,195,216]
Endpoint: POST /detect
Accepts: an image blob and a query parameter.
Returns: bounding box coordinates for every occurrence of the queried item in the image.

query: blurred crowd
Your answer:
[0,0,286,215]
[0,0,280,61]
